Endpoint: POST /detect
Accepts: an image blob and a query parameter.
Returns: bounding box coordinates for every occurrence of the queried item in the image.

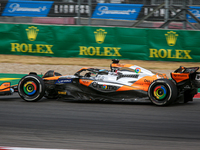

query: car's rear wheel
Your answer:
[18,75,45,102]
[148,79,177,106]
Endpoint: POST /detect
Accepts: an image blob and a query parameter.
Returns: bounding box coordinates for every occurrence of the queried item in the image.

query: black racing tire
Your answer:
[18,75,45,102]
[148,79,177,106]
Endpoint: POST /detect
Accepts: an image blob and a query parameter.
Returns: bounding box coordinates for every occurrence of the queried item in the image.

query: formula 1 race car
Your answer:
[13,59,200,106]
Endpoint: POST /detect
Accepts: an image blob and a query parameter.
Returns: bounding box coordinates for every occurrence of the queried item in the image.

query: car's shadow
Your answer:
[57,98,196,107]
[0,94,197,107]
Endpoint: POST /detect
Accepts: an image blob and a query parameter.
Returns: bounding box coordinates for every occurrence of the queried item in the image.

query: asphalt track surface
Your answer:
[1,94,200,150]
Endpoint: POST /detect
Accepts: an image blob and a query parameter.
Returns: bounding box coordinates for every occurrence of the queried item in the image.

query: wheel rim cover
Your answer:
[153,86,166,100]
[23,81,37,95]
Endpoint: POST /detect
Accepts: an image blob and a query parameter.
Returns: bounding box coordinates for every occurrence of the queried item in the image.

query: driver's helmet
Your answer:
[110,59,120,72]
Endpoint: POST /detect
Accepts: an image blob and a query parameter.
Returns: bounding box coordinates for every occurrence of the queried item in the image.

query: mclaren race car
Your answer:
[13,59,200,106]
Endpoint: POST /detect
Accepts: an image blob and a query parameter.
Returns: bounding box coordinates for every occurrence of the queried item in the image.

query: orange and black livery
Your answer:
[1,60,199,106]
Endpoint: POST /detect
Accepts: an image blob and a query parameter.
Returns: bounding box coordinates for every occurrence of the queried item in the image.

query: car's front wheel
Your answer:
[148,79,177,106]
[18,74,45,102]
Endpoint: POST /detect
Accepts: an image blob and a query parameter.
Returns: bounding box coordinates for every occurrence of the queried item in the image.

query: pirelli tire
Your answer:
[148,79,178,106]
[18,75,45,102]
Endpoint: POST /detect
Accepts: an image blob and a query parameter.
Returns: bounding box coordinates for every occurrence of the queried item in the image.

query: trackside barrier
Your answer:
[1,23,200,62]
[0,73,43,86]
[1,0,200,22]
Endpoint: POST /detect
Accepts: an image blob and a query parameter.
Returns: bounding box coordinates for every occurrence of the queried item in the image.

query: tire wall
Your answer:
[1,23,200,62]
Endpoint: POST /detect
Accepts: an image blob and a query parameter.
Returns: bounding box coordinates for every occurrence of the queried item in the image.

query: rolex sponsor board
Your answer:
[0,23,200,62]
[79,28,122,57]
[10,25,54,56]
[147,29,196,61]
[78,26,147,59]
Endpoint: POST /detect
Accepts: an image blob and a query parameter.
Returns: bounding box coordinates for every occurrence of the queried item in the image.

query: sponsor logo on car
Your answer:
[56,79,72,84]
[144,79,151,83]
[117,74,139,80]
[58,91,67,95]
[81,79,91,84]
[2,83,10,87]
[135,67,141,73]
[102,84,107,89]
[173,74,188,77]
[92,82,118,91]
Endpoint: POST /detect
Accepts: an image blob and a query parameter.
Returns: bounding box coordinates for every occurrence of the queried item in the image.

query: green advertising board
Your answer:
[0,73,26,86]
[0,23,199,62]
[147,29,197,61]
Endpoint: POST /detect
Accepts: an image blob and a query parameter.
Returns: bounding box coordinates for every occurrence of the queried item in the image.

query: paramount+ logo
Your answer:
[79,28,121,57]
[149,31,192,60]
[11,26,54,54]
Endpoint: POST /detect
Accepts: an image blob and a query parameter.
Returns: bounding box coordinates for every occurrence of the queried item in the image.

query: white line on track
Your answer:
[0,147,80,150]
